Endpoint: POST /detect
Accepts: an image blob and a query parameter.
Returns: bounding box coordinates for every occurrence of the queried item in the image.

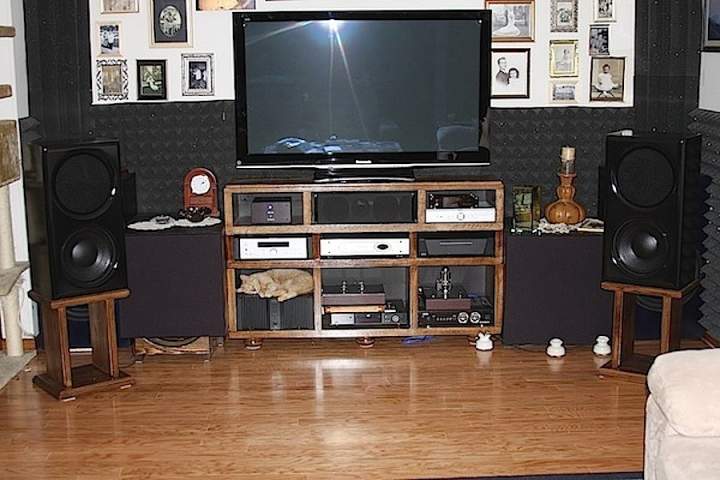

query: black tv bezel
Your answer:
[233,10,492,169]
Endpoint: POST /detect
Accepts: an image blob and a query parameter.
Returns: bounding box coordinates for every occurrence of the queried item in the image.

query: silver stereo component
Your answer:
[238,237,308,259]
[425,207,496,223]
[320,237,410,257]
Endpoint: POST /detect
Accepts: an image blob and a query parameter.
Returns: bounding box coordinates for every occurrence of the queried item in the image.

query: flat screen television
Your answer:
[233,10,492,171]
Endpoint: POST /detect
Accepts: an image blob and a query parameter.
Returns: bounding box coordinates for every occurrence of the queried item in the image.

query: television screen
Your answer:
[235,11,491,168]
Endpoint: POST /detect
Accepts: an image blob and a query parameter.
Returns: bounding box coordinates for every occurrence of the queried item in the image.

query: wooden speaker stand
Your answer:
[599,281,697,383]
[30,289,134,400]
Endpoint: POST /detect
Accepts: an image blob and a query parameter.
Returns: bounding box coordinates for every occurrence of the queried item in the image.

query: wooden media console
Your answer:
[224,180,505,348]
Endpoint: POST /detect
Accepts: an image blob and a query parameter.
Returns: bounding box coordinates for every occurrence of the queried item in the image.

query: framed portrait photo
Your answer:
[491,48,530,99]
[101,0,139,14]
[487,0,535,42]
[551,0,578,33]
[549,40,579,77]
[197,0,256,10]
[589,24,610,56]
[182,53,214,96]
[549,81,578,104]
[96,59,128,102]
[137,60,167,101]
[151,0,192,47]
[594,0,616,23]
[590,57,625,102]
[98,22,121,56]
[704,0,720,50]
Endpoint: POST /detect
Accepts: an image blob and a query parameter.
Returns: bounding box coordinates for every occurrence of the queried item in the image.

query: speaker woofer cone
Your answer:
[612,221,669,277]
[61,227,118,287]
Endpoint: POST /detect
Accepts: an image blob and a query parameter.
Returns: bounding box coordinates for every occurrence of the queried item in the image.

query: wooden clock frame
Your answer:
[183,167,218,216]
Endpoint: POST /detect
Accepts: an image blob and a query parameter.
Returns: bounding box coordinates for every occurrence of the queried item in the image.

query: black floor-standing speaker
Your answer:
[23,138,128,300]
[601,131,703,290]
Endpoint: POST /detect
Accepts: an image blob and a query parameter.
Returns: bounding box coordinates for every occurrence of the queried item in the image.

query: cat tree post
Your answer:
[0,184,24,357]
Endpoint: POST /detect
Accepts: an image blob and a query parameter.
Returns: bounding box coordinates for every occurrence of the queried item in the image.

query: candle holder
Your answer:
[545,172,587,225]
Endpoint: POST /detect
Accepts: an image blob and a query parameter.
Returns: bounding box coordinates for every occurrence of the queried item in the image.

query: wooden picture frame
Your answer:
[593,0,616,23]
[137,60,167,101]
[96,58,128,102]
[491,48,531,99]
[182,53,214,96]
[151,0,192,47]
[550,0,578,33]
[98,22,121,57]
[196,0,256,10]
[101,0,139,14]
[0,120,21,188]
[549,39,579,77]
[704,0,720,51]
[590,57,625,102]
[487,0,535,42]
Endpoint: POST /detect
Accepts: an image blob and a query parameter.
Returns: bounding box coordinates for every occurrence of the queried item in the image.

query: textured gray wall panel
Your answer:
[689,109,720,339]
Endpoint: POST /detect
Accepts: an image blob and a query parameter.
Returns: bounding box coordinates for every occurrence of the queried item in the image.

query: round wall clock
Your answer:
[183,167,218,216]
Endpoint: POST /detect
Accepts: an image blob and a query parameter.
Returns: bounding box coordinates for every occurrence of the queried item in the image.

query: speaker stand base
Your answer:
[599,281,697,381]
[33,367,134,400]
[29,289,133,400]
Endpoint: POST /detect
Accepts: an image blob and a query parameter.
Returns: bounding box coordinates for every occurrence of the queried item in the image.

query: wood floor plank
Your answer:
[0,337,655,479]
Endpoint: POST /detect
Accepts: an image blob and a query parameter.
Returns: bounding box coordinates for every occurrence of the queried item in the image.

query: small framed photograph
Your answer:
[151,0,192,47]
[182,53,214,96]
[549,40,579,77]
[487,0,535,42]
[512,185,542,234]
[491,49,530,99]
[98,22,121,56]
[101,0,139,14]
[594,0,616,23]
[96,59,128,102]
[197,0,256,10]
[590,57,625,102]
[551,0,578,33]
[589,24,610,56]
[549,81,578,104]
[704,0,720,50]
[137,60,167,100]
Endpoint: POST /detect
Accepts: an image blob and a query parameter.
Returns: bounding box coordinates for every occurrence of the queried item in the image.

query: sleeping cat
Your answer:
[237,269,314,302]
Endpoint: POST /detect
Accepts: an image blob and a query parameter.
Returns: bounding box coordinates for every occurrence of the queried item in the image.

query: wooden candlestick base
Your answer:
[545,173,586,224]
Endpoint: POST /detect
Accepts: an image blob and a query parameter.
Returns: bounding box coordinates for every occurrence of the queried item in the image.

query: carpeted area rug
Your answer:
[0,351,36,391]
[426,473,643,480]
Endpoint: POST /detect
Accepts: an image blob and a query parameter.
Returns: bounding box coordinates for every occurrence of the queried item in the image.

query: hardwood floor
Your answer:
[0,338,651,479]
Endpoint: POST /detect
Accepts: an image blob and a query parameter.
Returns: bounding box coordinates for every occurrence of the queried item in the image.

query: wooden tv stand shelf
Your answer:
[223,180,504,348]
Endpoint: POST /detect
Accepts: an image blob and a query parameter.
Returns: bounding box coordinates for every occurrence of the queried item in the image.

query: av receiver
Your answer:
[418,296,494,328]
[425,192,495,223]
[320,237,410,257]
[324,301,408,328]
[251,197,292,224]
[238,237,309,259]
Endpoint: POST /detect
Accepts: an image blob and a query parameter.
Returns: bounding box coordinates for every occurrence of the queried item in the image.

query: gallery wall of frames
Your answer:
[90,0,636,108]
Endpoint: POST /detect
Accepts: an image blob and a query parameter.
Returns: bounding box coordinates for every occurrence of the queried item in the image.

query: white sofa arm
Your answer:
[647,349,720,437]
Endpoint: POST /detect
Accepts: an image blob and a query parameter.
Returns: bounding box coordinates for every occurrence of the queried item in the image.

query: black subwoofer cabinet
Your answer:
[504,232,613,345]
[118,224,225,338]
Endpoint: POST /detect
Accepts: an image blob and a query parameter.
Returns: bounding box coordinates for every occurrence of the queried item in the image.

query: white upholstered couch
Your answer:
[644,349,720,480]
